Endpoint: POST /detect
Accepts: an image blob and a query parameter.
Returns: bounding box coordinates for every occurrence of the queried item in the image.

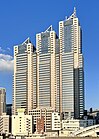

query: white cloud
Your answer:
[0,54,13,60]
[0,54,14,72]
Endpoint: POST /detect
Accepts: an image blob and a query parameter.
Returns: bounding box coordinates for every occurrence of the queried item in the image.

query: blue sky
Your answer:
[0,0,99,110]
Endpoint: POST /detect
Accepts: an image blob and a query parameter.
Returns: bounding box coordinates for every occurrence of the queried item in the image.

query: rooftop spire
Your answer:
[74,7,76,17]
[66,7,77,21]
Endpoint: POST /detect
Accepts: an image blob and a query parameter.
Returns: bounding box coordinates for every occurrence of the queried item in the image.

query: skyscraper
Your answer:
[0,88,6,115]
[59,8,84,118]
[13,38,35,115]
[13,8,84,119]
[36,26,59,109]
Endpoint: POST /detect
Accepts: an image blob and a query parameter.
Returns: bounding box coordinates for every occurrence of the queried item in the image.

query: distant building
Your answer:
[6,104,12,116]
[0,113,10,134]
[87,109,99,124]
[88,109,99,117]
[12,108,33,136]
[0,88,6,115]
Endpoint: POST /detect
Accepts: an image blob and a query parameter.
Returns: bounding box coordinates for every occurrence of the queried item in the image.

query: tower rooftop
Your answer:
[65,7,77,21]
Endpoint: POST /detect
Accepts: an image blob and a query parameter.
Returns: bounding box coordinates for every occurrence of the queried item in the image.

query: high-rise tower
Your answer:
[13,38,35,115]
[59,8,84,118]
[13,8,84,119]
[36,26,59,109]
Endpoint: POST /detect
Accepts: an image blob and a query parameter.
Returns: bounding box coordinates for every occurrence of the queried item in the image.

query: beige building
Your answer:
[0,88,6,115]
[13,38,35,115]
[13,8,84,120]
[12,108,33,136]
[59,8,84,118]
[36,26,59,109]
[29,107,55,132]
[0,113,9,134]
[35,8,84,118]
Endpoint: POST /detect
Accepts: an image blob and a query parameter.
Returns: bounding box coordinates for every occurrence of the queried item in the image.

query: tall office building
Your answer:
[0,88,6,115]
[36,26,59,109]
[13,8,84,119]
[59,8,84,118]
[13,38,35,115]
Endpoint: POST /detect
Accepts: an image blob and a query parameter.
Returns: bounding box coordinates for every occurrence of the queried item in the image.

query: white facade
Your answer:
[12,108,33,136]
[0,113,9,134]
[62,119,95,131]
[52,112,61,131]
[62,119,86,131]
[55,117,96,137]
[52,112,95,132]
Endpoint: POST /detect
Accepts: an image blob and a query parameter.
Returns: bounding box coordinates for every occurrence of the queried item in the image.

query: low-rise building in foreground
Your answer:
[52,112,96,136]
[0,113,10,134]
[12,108,33,136]
[29,107,55,132]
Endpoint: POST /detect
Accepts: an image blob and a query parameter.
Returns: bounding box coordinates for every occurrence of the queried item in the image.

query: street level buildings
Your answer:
[52,112,95,132]
[0,113,10,134]
[29,107,54,132]
[12,108,33,136]
[52,112,96,137]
